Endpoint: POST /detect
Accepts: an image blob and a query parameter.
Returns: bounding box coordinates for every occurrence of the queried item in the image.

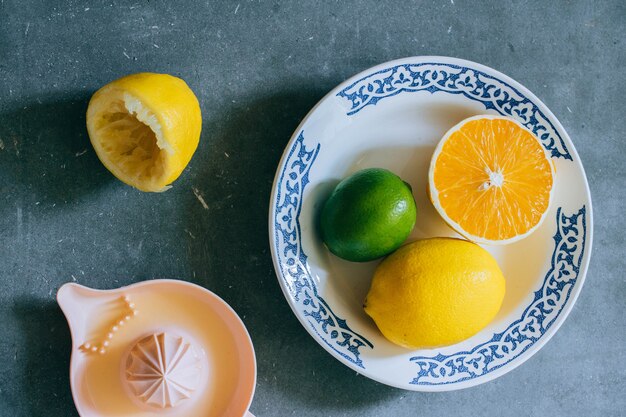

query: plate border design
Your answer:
[273,131,373,368]
[336,62,571,160]
[409,206,587,385]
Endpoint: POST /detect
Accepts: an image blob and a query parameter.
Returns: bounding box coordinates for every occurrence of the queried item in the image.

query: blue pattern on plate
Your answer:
[409,206,587,385]
[273,131,373,368]
[336,62,571,159]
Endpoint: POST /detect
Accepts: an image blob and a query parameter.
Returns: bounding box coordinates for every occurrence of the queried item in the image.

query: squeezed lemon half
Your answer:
[86,73,202,192]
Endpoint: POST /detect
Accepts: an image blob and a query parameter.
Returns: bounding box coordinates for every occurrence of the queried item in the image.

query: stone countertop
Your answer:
[0,1,624,416]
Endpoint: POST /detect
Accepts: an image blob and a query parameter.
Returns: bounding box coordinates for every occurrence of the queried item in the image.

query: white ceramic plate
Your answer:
[269,56,592,391]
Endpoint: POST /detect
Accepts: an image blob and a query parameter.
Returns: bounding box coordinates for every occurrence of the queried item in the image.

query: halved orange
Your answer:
[86,73,202,192]
[428,115,555,245]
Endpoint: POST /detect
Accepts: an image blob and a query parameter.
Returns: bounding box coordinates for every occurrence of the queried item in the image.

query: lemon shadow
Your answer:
[0,93,115,218]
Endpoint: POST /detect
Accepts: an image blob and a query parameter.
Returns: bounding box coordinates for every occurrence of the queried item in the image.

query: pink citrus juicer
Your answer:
[57,279,256,417]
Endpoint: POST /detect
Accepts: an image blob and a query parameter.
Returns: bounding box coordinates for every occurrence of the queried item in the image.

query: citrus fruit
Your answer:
[364,238,505,349]
[86,73,202,192]
[429,115,554,245]
[320,168,417,262]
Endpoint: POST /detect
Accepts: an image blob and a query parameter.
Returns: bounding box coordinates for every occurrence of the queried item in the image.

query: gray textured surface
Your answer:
[0,1,624,416]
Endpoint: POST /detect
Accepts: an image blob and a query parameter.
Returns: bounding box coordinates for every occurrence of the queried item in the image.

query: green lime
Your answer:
[320,168,417,262]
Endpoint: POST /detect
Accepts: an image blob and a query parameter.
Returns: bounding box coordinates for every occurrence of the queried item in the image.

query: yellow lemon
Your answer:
[86,73,202,192]
[364,238,505,349]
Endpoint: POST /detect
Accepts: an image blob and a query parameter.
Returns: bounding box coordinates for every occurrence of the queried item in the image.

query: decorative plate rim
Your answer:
[268,56,593,391]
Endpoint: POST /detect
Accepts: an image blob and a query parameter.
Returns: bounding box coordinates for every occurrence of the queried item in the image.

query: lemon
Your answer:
[320,168,417,262]
[86,73,202,192]
[364,238,505,349]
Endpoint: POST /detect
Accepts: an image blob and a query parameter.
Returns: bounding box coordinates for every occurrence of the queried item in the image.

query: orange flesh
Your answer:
[433,118,553,241]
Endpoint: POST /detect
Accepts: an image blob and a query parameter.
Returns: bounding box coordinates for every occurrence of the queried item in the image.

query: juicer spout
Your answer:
[56,283,100,342]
